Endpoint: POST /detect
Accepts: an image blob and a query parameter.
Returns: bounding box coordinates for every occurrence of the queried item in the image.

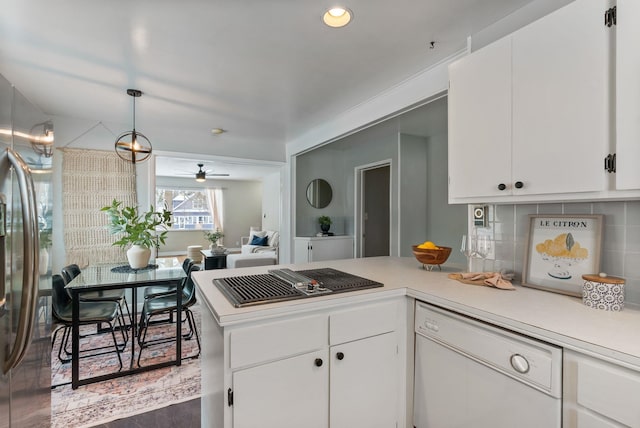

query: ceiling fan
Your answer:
[193,163,229,182]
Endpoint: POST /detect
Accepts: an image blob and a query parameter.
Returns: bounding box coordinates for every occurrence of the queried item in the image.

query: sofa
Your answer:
[226,228,279,268]
[240,228,279,256]
[226,252,277,268]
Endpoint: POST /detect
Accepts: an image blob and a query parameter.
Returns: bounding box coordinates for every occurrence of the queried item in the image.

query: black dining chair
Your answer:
[142,258,195,324]
[61,263,132,327]
[137,265,201,366]
[143,258,194,300]
[51,274,128,368]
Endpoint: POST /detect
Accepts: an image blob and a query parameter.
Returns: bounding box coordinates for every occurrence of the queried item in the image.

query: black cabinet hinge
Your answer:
[604,6,616,27]
[227,388,234,406]
[604,153,616,173]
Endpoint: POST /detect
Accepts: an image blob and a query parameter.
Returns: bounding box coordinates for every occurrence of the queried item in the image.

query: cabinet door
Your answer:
[311,238,353,262]
[511,0,611,195]
[330,332,398,428]
[448,36,512,200]
[563,350,640,427]
[616,0,640,190]
[232,350,329,428]
[294,239,310,263]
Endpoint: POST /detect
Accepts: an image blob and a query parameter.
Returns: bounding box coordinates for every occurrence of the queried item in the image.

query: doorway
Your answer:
[356,162,391,257]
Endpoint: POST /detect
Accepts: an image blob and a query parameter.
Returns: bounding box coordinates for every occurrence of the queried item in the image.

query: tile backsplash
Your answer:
[470,201,640,306]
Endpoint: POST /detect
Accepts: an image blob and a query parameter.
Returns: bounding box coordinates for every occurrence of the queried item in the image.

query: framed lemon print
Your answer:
[522,214,603,296]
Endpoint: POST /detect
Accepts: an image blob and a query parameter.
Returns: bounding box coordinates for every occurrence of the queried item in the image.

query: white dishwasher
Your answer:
[414,302,562,428]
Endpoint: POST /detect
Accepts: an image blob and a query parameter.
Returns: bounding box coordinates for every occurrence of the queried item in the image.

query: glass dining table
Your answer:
[64,258,187,389]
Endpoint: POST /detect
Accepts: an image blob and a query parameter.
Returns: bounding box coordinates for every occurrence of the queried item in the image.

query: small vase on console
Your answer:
[210,244,226,254]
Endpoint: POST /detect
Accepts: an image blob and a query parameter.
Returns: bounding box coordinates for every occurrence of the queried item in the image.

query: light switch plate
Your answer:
[472,205,488,228]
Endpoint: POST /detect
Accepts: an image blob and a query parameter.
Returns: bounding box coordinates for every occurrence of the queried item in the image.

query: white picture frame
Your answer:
[522,214,603,296]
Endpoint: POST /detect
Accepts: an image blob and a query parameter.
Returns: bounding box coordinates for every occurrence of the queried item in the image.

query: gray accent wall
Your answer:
[296,97,467,262]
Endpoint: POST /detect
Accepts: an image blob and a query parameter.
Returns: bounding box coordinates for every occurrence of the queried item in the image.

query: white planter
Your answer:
[127,245,151,269]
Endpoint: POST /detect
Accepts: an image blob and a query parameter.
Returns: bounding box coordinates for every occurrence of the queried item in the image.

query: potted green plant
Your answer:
[204,229,225,253]
[101,199,172,269]
[318,215,332,233]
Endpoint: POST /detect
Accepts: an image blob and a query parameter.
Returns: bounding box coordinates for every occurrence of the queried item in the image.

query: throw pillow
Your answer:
[250,235,269,246]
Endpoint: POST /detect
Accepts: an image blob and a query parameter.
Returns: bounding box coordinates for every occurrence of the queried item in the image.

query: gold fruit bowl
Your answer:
[412,245,452,267]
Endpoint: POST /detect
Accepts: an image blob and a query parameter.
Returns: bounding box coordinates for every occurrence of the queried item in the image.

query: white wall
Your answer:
[261,170,281,232]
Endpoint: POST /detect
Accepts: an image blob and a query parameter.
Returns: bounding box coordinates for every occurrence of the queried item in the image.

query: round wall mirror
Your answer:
[306,179,332,208]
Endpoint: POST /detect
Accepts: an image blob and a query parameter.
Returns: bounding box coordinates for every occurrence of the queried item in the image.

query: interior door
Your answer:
[363,165,390,257]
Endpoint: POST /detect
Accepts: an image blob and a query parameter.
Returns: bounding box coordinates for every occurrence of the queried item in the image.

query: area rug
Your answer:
[51,304,202,428]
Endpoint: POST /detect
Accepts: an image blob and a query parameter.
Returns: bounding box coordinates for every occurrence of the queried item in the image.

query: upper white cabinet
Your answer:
[511,0,611,196]
[448,37,511,200]
[615,0,640,190]
[448,0,613,203]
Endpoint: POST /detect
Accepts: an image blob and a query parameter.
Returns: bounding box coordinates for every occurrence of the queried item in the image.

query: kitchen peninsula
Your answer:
[193,257,640,428]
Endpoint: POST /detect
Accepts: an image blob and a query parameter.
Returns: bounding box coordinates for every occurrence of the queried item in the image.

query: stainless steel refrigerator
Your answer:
[0,74,52,427]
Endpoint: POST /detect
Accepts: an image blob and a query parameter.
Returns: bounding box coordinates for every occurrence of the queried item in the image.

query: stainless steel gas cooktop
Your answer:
[211,268,383,307]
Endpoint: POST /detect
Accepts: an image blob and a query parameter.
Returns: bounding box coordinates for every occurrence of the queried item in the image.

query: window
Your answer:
[156,188,215,230]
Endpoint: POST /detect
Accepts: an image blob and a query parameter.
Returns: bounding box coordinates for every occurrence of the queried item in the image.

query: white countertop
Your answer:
[192,256,640,368]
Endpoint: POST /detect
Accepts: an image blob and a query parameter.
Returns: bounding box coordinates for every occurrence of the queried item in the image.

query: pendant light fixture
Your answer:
[114,89,152,164]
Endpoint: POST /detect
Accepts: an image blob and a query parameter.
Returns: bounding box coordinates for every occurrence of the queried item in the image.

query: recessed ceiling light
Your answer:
[323,7,352,28]
[211,128,226,135]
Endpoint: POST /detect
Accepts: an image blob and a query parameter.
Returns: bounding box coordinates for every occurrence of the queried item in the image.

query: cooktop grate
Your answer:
[296,268,383,292]
[216,274,301,307]
[212,268,383,307]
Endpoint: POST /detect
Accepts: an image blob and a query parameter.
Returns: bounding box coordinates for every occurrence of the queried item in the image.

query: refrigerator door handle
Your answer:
[1,148,39,374]
[0,195,5,317]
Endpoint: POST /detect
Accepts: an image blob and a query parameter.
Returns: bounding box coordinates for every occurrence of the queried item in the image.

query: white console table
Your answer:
[294,236,354,263]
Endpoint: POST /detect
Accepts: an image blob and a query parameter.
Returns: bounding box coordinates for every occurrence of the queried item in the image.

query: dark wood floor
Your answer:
[91,398,200,428]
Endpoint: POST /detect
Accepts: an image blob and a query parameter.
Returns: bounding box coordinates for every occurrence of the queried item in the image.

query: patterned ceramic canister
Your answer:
[581,274,625,311]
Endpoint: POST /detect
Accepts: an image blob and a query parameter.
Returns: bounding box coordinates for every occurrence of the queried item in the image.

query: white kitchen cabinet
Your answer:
[294,236,354,263]
[448,0,612,203]
[511,0,610,196]
[225,299,404,428]
[563,350,640,427]
[448,36,511,200]
[615,0,640,190]
[232,350,329,428]
[329,332,398,428]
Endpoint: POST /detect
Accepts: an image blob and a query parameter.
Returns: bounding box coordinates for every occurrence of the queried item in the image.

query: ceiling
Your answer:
[155,155,282,181]
[155,96,447,181]
[0,0,536,165]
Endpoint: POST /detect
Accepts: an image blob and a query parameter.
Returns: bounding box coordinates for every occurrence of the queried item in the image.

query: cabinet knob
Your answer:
[314,358,323,367]
[514,181,524,189]
[336,352,344,361]
[497,183,506,191]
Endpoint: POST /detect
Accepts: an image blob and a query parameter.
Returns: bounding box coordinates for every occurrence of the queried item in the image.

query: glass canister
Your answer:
[581,273,625,311]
